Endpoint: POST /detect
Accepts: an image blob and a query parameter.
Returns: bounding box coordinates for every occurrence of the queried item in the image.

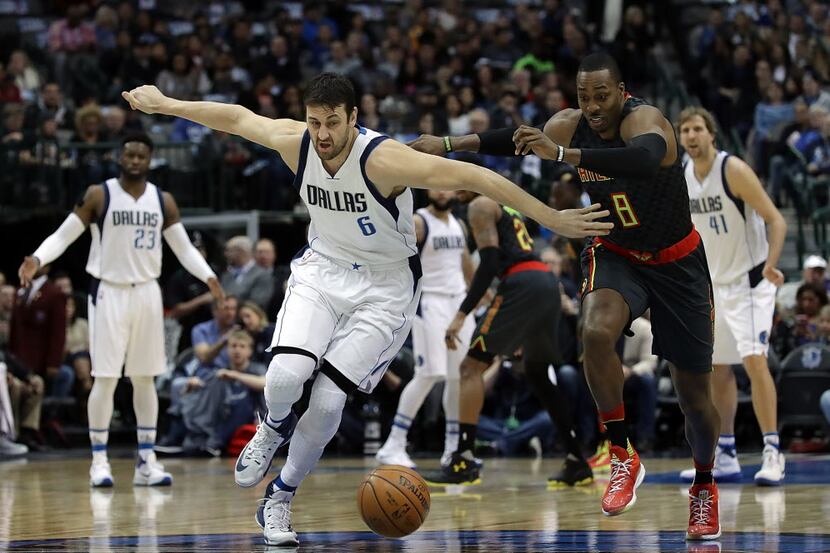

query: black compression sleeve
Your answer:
[476,127,519,156]
[578,133,667,178]
[458,246,500,315]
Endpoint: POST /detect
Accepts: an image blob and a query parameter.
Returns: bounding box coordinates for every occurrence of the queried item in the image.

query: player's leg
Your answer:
[125,282,171,486]
[235,266,338,488]
[256,257,420,545]
[441,310,475,465]
[87,280,129,487]
[257,371,346,546]
[581,245,649,515]
[727,278,783,485]
[647,243,720,539]
[376,294,444,468]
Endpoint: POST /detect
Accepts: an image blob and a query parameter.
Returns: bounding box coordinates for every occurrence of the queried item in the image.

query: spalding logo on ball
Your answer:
[357,465,431,538]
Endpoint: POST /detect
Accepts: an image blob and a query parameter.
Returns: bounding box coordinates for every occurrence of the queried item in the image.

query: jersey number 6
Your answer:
[357,216,377,236]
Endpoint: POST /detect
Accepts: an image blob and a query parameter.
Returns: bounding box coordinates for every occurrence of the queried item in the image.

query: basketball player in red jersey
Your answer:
[410,53,721,541]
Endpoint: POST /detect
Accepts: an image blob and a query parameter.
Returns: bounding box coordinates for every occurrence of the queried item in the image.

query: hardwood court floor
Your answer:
[2,453,830,552]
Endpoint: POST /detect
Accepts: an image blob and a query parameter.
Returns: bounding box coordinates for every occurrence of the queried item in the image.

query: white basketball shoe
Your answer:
[680,445,741,483]
[235,412,297,488]
[90,459,114,488]
[133,454,173,486]
[375,440,416,468]
[754,445,785,486]
[256,478,299,546]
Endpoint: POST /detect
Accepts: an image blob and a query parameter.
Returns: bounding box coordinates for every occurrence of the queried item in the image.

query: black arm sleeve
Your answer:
[578,133,667,178]
[476,127,519,156]
[458,246,500,315]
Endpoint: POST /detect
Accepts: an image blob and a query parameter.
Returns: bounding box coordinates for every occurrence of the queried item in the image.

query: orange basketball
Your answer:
[357,465,431,538]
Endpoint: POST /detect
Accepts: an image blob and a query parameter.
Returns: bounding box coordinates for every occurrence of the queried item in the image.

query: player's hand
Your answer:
[407,134,447,156]
[121,85,169,115]
[18,256,40,287]
[543,204,613,238]
[513,125,559,158]
[444,312,467,351]
[206,277,225,302]
[763,264,785,287]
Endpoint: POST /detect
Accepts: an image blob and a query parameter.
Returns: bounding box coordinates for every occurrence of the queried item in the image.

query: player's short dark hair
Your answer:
[577,53,622,83]
[303,72,356,115]
[121,132,154,152]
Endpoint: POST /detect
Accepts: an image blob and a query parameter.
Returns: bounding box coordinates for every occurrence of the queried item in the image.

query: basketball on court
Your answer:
[357,465,431,538]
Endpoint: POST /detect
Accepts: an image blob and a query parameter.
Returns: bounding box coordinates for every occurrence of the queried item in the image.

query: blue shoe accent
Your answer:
[92,477,113,488]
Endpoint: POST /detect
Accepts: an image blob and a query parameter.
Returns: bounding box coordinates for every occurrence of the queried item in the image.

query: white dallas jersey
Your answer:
[417,208,467,295]
[295,126,417,266]
[685,151,768,285]
[86,178,164,284]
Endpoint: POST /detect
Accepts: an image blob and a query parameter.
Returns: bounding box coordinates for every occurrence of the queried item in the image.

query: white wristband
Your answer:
[32,213,86,267]
[556,144,565,162]
[163,222,216,283]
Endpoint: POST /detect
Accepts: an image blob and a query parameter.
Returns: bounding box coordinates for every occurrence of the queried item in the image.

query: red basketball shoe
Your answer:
[601,444,645,516]
[687,482,721,540]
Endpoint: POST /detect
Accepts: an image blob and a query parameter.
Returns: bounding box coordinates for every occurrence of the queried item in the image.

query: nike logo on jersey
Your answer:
[689,196,723,214]
[112,210,159,227]
[305,184,367,213]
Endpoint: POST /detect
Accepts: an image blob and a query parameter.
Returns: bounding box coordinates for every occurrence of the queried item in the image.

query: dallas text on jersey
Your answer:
[305,184,368,213]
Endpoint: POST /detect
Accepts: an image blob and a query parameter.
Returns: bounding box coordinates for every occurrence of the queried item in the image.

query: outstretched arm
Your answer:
[514,105,672,178]
[122,85,304,171]
[160,192,224,300]
[366,139,613,239]
[18,185,102,286]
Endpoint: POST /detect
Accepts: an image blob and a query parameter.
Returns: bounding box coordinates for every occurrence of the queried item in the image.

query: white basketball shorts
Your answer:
[88,279,166,378]
[269,248,422,393]
[712,275,776,365]
[411,292,474,379]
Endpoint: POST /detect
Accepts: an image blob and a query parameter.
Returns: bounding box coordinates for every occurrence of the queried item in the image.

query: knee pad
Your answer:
[265,353,317,392]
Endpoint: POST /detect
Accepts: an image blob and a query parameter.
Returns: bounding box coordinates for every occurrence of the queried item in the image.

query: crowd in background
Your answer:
[2,0,830,459]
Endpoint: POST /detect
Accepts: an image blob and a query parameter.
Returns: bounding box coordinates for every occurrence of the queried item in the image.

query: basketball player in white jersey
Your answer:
[375,189,476,469]
[122,73,612,546]
[18,134,223,488]
[677,107,787,485]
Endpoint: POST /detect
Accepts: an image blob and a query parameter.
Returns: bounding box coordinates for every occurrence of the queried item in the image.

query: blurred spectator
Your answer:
[93,4,119,52]
[0,361,29,457]
[767,98,809,205]
[220,236,274,311]
[166,231,215,352]
[5,356,45,451]
[251,35,301,85]
[805,112,830,179]
[800,71,830,111]
[6,51,41,103]
[772,282,829,357]
[1,103,28,205]
[477,356,554,456]
[254,238,290,317]
[0,284,13,350]
[178,330,266,455]
[358,93,384,133]
[778,254,829,316]
[23,82,73,132]
[64,293,91,398]
[156,53,211,100]
[819,304,830,344]
[51,271,73,297]
[238,301,275,365]
[0,61,22,104]
[68,103,118,194]
[101,106,128,142]
[48,5,96,55]
[323,40,360,75]
[621,315,658,452]
[752,82,794,176]
[8,266,72,398]
[192,295,239,373]
[613,5,655,93]
[444,93,470,136]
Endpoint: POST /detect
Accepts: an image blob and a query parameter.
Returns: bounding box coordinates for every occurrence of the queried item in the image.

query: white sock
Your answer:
[387,373,440,446]
[132,376,159,462]
[763,432,780,450]
[88,377,118,463]
[264,354,317,423]
[718,434,736,455]
[280,374,346,489]
[443,377,460,454]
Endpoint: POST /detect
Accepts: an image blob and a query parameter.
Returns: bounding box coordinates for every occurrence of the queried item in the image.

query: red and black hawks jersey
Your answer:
[568,96,693,252]
[494,206,539,273]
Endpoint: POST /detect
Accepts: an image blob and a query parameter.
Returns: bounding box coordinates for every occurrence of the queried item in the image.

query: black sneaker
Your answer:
[547,457,594,488]
[422,453,481,486]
